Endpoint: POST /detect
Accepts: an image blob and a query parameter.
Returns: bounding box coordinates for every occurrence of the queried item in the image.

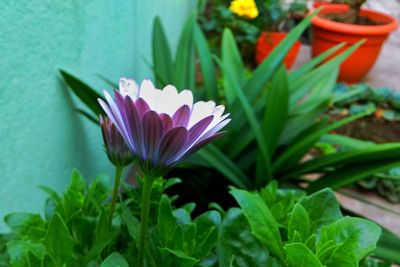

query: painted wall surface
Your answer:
[0,0,194,231]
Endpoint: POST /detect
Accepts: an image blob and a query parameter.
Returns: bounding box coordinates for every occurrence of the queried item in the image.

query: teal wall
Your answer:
[0,0,194,231]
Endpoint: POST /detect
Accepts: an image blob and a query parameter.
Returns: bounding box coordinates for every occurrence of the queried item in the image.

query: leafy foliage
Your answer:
[230,182,382,267]
[3,173,384,267]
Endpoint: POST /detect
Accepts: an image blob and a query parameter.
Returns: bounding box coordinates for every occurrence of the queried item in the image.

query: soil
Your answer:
[323,12,385,25]
[334,116,400,143]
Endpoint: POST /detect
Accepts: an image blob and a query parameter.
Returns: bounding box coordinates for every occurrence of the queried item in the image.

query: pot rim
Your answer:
[311,6,398,35]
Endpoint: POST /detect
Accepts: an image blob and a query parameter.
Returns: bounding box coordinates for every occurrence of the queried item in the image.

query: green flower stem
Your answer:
[108,165,123,229]
[138,174,155,267]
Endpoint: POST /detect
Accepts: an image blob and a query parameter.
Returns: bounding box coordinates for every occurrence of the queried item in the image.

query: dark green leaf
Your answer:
[285,243,323,267]
[194,23,218,100]
[288,203,310,242]
[59,69,105,116]
[174,15,196,90]
[317,217,381,267]
[245,11,318,100]
[100,252,129,267]
[230,189,285,261]
[262,65,289,156]
[7,240,46,267]
[217,208,277,267]
[152,16,174,87]
[196,145,251,189]
[41,213,74,265]
[307,159,400,192]
[300,189,342,233]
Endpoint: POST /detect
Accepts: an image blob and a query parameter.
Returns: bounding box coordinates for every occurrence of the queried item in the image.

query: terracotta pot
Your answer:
[255,32,301,69]
[311,5,398,83]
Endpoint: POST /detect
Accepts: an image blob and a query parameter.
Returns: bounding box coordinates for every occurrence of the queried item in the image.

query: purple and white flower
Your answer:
[99,78,230,176]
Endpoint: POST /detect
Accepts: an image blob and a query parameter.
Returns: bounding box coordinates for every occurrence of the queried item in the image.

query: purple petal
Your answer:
[142,111,163,163]
[122,95,143,156]
[135,98,150,118]
[195,118,231,144]
[172,105,190,127]
[184,132,226,157]
[99,94,133,150]
[188,115,213,145]
[159,113,173,133]
[157,127,189,166]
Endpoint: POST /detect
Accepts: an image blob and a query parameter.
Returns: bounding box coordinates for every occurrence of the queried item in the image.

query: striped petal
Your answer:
[142,111,163,163]
[172,105,191,127]
[159,113,173,133]
[135,98,150,118]
[157,127,189,165]
[188,115,214,145]
[185,132,226,156]
[123,95,143,156]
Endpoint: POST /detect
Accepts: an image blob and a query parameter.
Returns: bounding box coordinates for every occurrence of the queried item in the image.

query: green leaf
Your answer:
[7,240,46,267]
[41,213,74,265]
[196,145,251,189]
[290,40,365,96]
[121,201,140,247]
[320,134,374,149]
[84,173,111,215]
[274,109,373,174]
[285,243,323,267]
[100,252,129,267]
[317,217,381,267]
[300,188,342,233]
[279,101,328,145]
[375,229,400,264]
[60,169,87,220]
[194,23,218,100]
[59,69,105,116]
[290,143,400,178]
[159,247,199,267]
[221,50,272,180]
[4,213,46,241]
[152,16,174,87]
[307,159,400,192]
[290,42,346,81]
[158,195,183,249]
[292,67,338,114]
[230,189,285,261]
[244,11,318,101]
[221,29,246,104]
[174,15,196,90]
[75,108,99,124]
[288,203,310,242]
[262,65,289,157]
[193,211,220,259]
[217,208,277,267]
[83,230,118,264]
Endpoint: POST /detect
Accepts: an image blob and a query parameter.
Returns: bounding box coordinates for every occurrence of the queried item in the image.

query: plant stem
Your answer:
[108,165,123,229]
[138,174,155,267]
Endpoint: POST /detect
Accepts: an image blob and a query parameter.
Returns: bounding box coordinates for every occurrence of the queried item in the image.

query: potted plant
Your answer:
[249,0,307,68]
[311,0,398,83]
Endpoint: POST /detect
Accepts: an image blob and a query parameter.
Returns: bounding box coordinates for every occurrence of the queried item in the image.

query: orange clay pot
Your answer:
[255,32,301,69]
[311,5,398,83]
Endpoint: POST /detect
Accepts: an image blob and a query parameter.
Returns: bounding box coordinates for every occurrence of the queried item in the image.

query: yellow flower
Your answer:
[229,0,259,19]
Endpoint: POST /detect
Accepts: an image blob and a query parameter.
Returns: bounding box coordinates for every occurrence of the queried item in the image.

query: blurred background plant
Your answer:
[197,0,308,66]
